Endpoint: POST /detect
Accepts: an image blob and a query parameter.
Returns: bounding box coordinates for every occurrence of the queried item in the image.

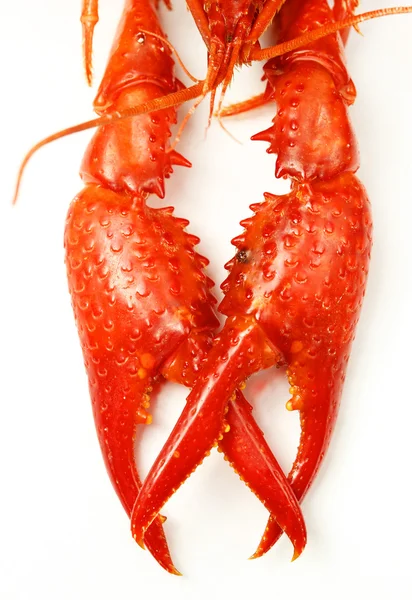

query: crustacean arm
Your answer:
[67,0,306,572]
[130,0,372,562]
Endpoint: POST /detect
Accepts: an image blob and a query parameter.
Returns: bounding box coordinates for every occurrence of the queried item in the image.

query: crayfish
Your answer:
[11,0,412,576]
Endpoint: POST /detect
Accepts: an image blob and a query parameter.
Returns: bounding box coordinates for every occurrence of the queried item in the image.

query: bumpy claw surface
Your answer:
[133,172,371,559]
[65,185,218,573]
[68,0,203,573]
[245,0,371,557]
[71,0,310,571]
[225,174,372,554]
[253,0,358,182]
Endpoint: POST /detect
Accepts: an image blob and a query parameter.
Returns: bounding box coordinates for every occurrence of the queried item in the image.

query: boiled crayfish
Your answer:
[14,0,411,575]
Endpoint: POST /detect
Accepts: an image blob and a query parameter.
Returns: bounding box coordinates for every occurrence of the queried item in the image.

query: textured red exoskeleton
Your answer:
[15,0,412,575]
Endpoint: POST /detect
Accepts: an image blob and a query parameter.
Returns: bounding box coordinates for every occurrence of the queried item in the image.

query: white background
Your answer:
[1,1,411,598]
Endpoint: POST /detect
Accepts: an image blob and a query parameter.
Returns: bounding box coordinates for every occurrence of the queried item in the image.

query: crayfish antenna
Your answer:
[168,92,207,151]
[250,6,412,62]
[12,116,105,205]
[218,92,269,118]
[216,112,243,145]
[81,0,99,85]
[14,6,412,203]
[12,83,204,205]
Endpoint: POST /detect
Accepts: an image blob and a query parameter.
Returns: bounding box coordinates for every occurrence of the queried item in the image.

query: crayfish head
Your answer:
[196,0,269,119]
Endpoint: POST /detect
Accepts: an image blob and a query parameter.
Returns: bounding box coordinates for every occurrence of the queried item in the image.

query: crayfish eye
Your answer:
[225,32,233,43]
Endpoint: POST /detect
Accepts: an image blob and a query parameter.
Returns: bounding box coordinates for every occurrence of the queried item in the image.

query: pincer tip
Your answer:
[291,548,302,562]
[133,533,145,550]
[248,549,262,560]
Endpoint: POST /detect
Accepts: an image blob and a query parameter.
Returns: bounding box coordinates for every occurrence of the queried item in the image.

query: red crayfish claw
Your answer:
[131,172,372,559]
[65,0,306,572]
[66,183,307,571]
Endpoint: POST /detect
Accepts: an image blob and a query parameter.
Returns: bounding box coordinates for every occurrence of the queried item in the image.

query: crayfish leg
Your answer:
[65,183,220,573]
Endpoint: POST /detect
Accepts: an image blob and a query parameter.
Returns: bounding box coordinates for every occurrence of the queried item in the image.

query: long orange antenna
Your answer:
[215,42,242,118]
[168,92,207,152]
[13,5,412,203]
[81,0,99,85]
[12,81,204,204]
[218,92,268,118]
[250,6,412,62]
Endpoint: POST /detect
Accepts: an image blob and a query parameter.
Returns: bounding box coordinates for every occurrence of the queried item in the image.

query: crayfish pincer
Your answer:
[65,0,306,574]
[15,0,411,576]
[130,0,373,566]
[131,173,372,554]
